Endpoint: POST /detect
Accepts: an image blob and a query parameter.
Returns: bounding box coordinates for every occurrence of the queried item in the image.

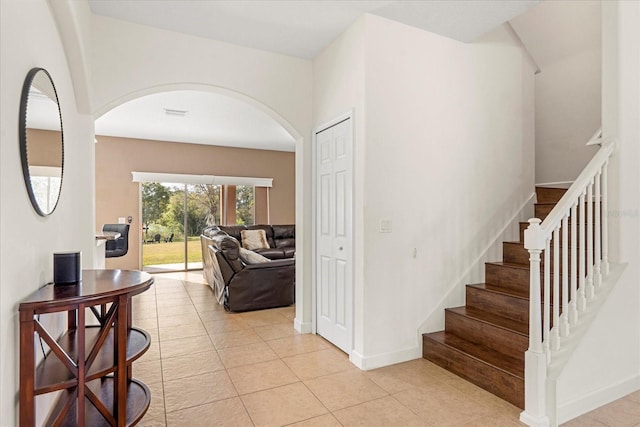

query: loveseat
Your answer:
[200,225,295,312]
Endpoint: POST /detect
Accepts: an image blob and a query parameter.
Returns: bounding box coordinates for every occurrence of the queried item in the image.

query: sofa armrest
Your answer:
[243,258,295,270]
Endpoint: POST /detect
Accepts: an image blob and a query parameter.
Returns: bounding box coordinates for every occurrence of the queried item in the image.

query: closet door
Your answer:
[315,117,352,353]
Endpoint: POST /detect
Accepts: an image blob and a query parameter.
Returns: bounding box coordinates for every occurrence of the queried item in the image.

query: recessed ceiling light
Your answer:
[163,108,188,117]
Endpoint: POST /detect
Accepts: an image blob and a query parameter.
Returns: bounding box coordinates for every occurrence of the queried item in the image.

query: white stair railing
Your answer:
[520,135,616,427]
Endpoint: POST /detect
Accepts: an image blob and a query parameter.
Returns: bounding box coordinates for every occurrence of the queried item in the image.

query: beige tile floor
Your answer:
[132,272,639,427]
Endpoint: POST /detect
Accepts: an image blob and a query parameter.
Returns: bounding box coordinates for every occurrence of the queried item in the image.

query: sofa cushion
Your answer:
[219,236,240,259]
[218,225,247,242]
[283,248,296,258]
[248,224,275,248]
[275,238,295,249]
[241,229,269,250]
[272,225,295,239]
[254,248,286,259]
[239,247,271,264]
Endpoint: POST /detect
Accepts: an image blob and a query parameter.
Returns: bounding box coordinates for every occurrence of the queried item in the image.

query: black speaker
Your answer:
[53,251,82,285]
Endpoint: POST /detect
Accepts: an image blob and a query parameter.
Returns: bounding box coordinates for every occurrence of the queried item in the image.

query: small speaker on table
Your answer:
[53,251,82,285]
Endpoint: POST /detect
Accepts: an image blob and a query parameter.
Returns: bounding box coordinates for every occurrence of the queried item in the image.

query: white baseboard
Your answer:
[519,412,550,427]
[294,318,312,334]
[349,346,422,371]
[558,375,640,424]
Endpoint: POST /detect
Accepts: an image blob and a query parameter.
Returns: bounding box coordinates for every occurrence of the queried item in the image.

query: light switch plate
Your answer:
[118,217,126,224]
[379,219,392,233]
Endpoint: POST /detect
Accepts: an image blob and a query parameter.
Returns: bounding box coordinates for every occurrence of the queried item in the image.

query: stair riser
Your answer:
[534,204,553,220]
[536,187,567,204]
[485,262,577,297]
[485,264,529,294]
[445,310,528,360]
[534,203,600,222]
[503,243,530,265]
[466,286,529,323]
[503,242,584,267]
[423,336,524,409]
[519,221,592,242]
[519,222,528,242]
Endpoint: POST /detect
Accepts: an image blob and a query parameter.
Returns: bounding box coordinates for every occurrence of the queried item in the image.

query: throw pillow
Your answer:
[239,247,271,264]
[240,229,269,250]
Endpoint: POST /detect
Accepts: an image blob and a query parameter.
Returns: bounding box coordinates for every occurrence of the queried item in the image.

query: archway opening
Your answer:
[94,87,301,273]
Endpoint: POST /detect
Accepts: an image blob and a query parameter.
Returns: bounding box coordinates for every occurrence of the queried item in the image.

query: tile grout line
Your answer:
[153,277,169,427]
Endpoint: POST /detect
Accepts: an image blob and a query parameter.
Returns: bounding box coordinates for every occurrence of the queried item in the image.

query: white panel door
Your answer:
[315,117,352,353]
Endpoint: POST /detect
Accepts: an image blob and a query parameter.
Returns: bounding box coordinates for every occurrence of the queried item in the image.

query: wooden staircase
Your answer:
[422,187,567,409]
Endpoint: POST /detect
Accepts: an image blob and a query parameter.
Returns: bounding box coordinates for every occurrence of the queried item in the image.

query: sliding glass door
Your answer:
[142,182,220,272]
[235,185,255,225]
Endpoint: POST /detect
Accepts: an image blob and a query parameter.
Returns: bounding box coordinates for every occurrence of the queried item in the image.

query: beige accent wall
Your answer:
[96,135,295,270]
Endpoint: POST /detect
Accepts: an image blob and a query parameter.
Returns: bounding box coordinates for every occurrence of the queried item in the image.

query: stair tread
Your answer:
[423,331,524,377]
[446,306,528,336]
[468,282,529,300]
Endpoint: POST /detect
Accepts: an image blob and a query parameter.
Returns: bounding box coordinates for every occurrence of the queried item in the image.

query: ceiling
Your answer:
[509,0,601,69]
[90,0,540,151]
[95,91,296,151]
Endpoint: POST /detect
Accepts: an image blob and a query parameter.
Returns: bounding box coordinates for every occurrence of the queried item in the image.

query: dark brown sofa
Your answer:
[200,226,295,312]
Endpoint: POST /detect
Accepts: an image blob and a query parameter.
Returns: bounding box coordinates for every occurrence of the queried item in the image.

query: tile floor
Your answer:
[132,272,639,427]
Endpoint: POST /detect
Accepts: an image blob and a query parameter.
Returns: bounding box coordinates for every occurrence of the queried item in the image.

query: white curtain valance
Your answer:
[131,172,273,188]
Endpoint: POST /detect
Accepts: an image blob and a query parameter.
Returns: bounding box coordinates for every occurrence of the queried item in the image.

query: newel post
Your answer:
[520,218,551,427]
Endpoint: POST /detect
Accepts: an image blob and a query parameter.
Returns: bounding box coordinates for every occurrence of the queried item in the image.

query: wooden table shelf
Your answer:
[54,377,150,427]
[19,270,154,427]
[34,326,150,394]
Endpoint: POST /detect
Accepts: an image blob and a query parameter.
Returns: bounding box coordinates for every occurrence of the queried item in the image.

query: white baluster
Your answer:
[552,227,560,350]
[570,202,578,325]
[602,160,609,276]
[561,216,570,337]
[594,170,602,287]
[578,191,587,311]
[587,179,594,300]
[544,238,551,360]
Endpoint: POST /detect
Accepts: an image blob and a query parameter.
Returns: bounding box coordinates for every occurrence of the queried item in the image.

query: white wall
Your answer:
[0,0,95,424]
[88,15,315,335]
[534,48,600,184]
[360,15,535,367]
[313,14,535,369]
[510,0,602,185]
[312,16,367,358]
[556,0,640,421]
[90,14,312,132]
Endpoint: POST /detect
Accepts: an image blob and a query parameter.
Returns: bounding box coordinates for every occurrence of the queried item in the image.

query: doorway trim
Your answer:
[311,110,355,356]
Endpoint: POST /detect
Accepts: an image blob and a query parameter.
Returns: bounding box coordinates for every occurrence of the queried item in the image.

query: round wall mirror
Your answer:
[19,68,64,216]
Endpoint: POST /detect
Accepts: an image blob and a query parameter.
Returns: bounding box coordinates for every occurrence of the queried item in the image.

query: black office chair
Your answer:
[103,224,130,258]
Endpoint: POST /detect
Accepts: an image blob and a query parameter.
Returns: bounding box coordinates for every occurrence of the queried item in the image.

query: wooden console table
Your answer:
[19,269,154,426]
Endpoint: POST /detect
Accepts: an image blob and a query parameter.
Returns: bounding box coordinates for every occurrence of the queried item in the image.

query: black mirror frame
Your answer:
[19,67,64,217]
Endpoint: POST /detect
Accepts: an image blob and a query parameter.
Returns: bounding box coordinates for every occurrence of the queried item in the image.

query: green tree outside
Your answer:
[141,182,171,239]
[236,185,254,225]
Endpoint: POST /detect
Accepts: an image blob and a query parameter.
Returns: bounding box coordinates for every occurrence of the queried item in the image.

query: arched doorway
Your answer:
[94,86,302,273]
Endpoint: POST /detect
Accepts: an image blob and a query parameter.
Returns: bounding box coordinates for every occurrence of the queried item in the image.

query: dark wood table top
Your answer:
[19,269,154,313]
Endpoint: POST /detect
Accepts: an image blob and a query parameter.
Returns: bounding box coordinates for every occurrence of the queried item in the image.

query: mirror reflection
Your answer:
[20,68,64,216]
